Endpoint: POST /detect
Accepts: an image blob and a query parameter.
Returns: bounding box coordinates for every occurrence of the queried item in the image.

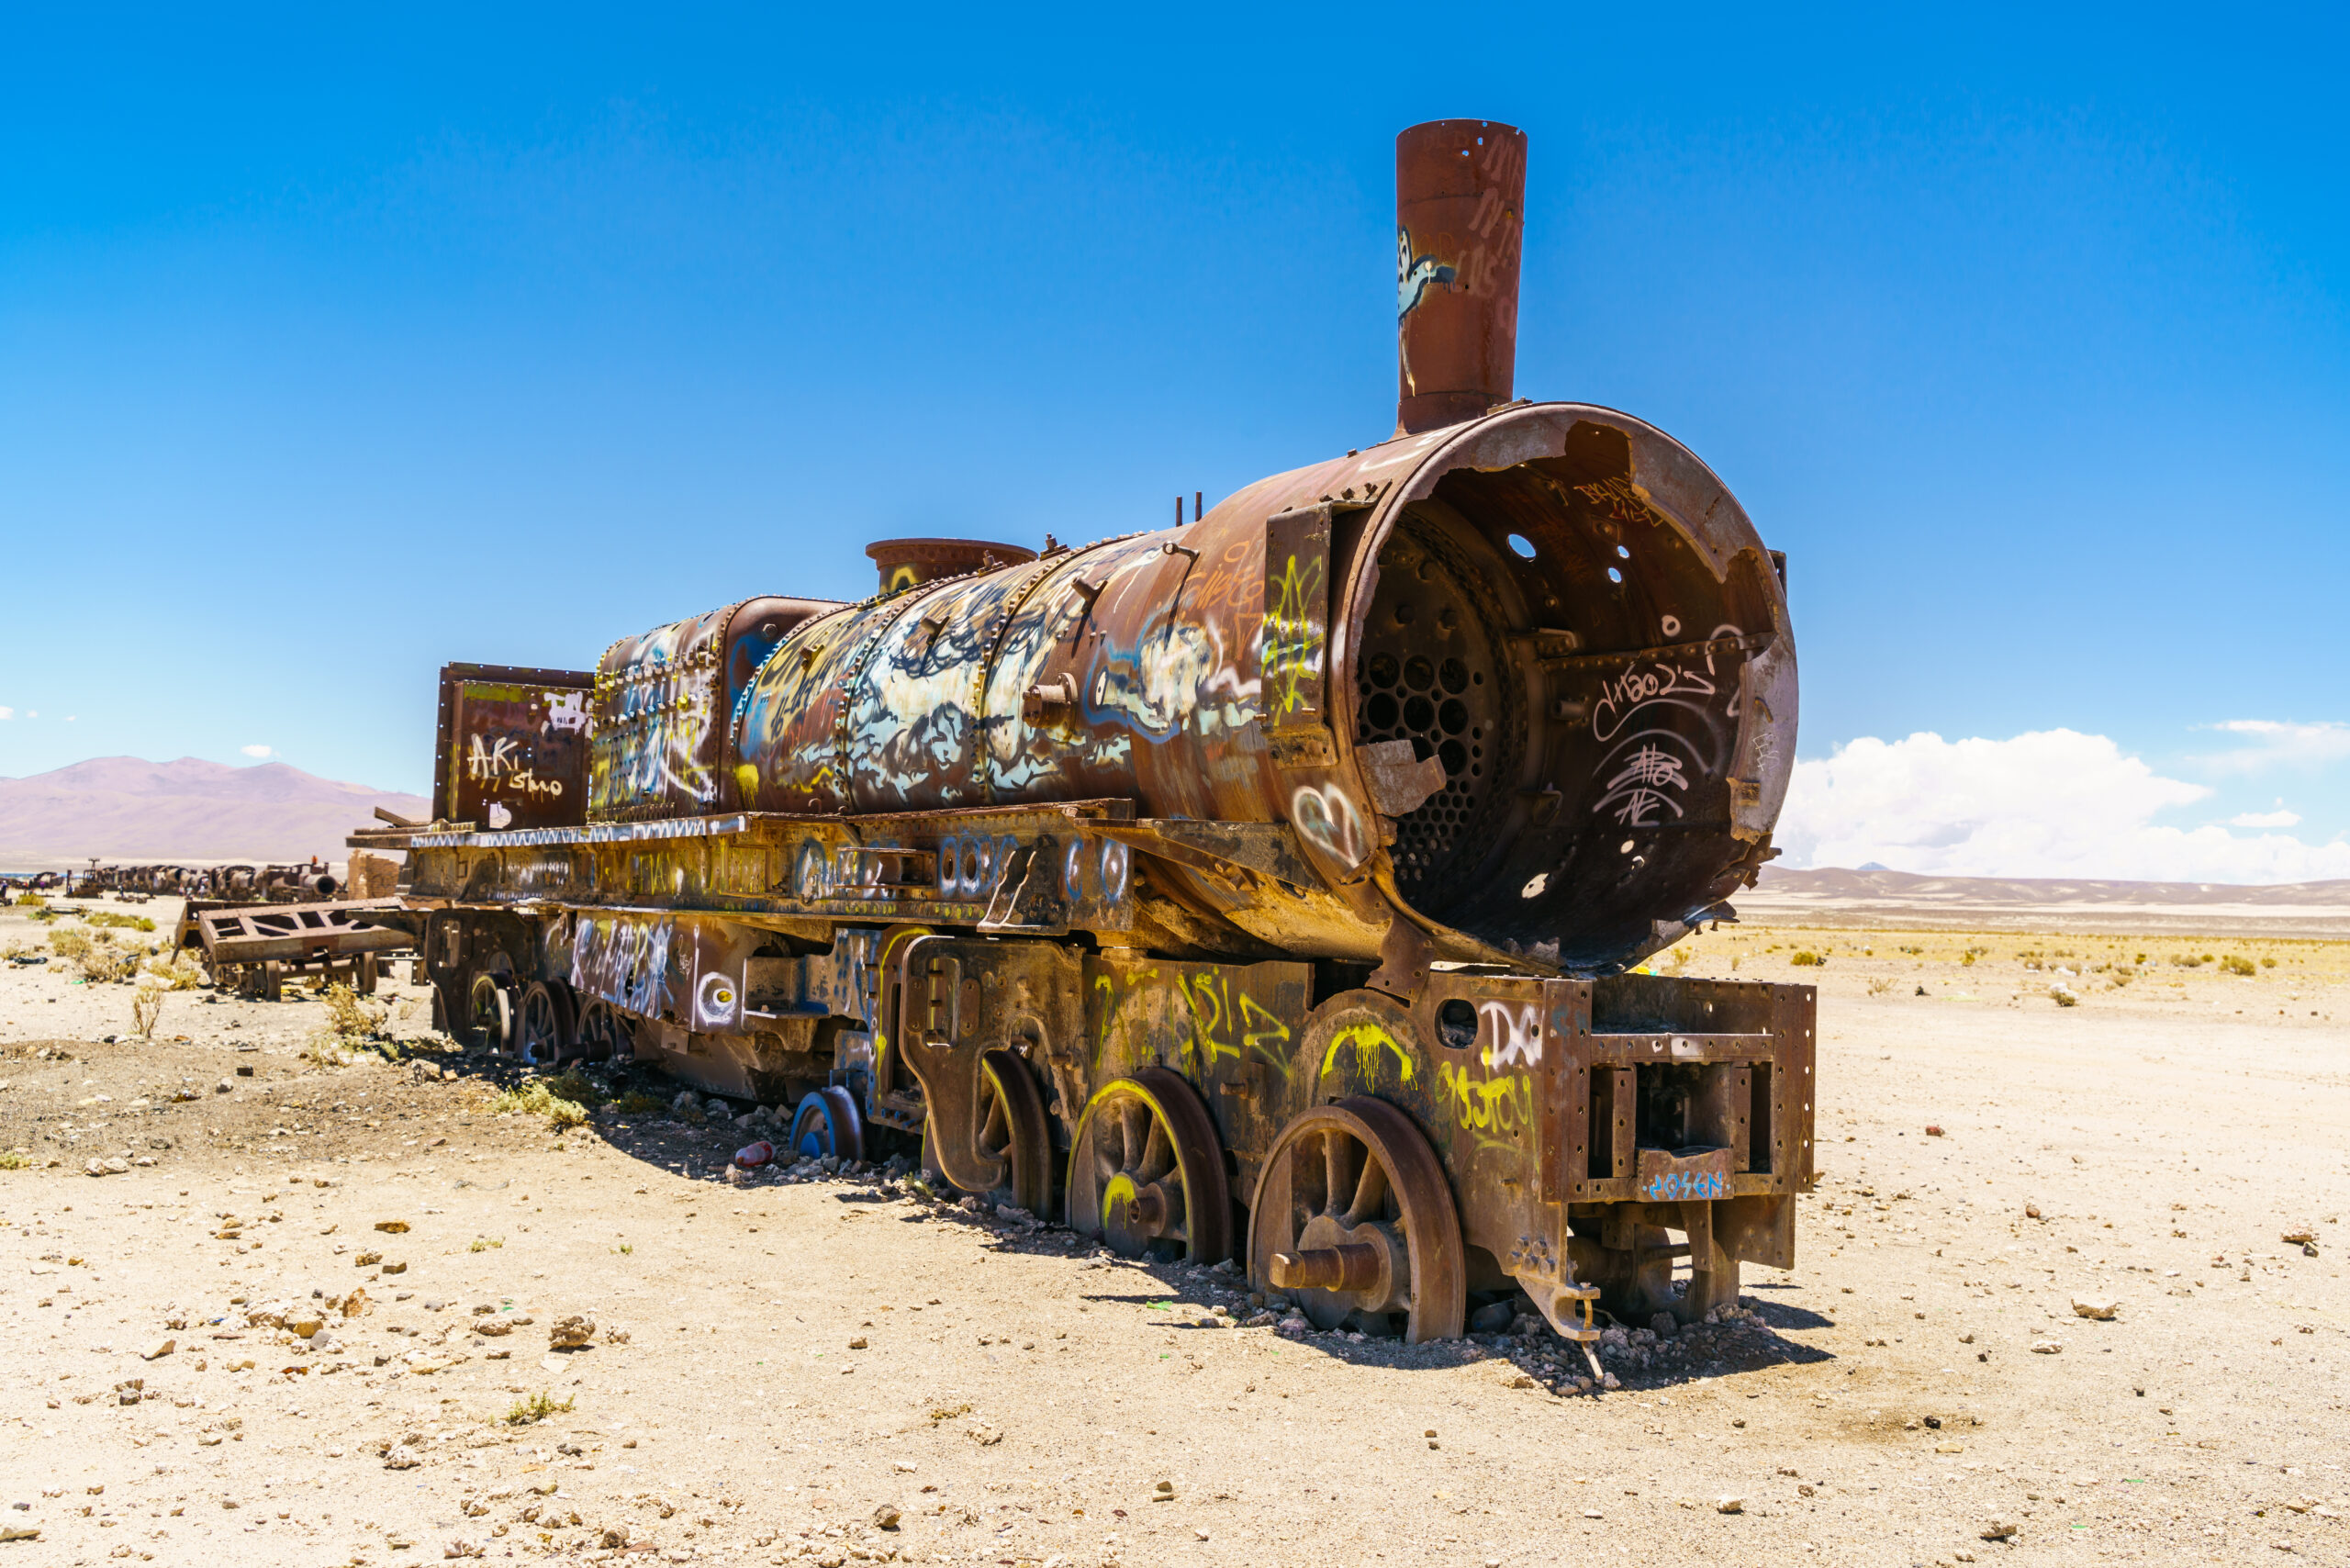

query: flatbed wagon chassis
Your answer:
[366,812,1814,1339]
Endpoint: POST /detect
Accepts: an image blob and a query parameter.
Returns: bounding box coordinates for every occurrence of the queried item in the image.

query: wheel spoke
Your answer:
[1323,1129,1361,1221]
[1139,1116,1174,1185]
[1345,1151,1390,1227]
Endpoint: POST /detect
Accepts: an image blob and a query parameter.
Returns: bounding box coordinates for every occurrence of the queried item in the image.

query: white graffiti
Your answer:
[544,690,588,733]
[1291,782,1369,869]
[466,733,519,779]
[695,969,739,1030]
[1590,661,1718,744]
[1476,1001,1542,1070]
[1595,741,1691,826]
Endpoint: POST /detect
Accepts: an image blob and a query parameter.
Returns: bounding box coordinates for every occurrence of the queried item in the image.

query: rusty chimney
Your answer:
[1394,119,1528,436]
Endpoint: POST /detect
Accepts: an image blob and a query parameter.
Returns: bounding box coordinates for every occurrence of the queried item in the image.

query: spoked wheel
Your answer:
[574,998,633,1061]
[466,972,515,1053]
[1580,1225,1741,1327]
[969,1049,1052,1215]
[514,980,577,1066]
[1065,1068,1231,1263]
[1247,1097,1466,1344]
[789,1087,867,1163]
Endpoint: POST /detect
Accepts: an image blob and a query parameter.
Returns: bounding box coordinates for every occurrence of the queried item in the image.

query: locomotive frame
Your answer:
[350,118,1818,1343]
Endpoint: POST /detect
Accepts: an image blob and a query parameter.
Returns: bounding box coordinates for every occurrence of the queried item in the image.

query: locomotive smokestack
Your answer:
[1394,119,1527,436]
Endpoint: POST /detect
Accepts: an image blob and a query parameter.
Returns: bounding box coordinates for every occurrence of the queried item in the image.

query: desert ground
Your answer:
[0,894,2345,1567]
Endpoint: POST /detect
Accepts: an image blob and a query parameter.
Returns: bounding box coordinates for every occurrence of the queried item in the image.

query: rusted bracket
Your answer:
[1535,630,1776,672]
[1096,821,1317,890]
[889,935,1010,1196]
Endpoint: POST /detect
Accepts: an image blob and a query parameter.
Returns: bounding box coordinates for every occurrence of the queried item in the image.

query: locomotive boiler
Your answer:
[355,121,1816,1341]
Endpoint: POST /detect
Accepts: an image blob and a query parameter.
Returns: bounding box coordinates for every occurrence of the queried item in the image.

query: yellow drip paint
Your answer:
[1319,1021,1414,1086]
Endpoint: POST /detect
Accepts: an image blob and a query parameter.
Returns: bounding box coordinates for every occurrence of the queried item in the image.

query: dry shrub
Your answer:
[491,1079,588,1130]
[140,949,206,991]
[77,946,139,984]
[131,984,166,1038]
[49,927,93,960]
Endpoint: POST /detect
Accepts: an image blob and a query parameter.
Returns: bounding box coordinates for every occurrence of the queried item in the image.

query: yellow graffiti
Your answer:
[1319,1022,1415,1086]
[1262,551,1326,719]
[1237,992,1292,1065]
[1436,1061,1533,1147]
[1178,974,1242,1069]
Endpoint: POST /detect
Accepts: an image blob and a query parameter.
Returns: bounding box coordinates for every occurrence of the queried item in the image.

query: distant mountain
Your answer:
[0,756,429,870]
[1746,864,2350,938]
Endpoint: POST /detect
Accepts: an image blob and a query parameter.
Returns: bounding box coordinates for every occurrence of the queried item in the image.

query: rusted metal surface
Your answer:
[1395,119,1527,436]
[190,896,413,1001]
[360,119,1818,1337]
[435,663,596,832]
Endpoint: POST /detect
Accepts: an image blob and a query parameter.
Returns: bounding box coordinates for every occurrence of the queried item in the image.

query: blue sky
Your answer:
[3,6,2344,879]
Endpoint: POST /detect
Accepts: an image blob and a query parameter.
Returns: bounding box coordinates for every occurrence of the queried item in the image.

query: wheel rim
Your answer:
[515,981,575,1066]
[1065,1068,1230,1263]
[466,973,513,1051]
[970,1049,1051,1215]
[1247,1097,1466,1344]
[575,999,627,1061]
[789,1087,865,1162]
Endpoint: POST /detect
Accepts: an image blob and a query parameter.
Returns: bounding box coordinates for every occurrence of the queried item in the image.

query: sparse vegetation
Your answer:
[84,911,156,933]
[131,984,166,1038]
[492,1078,589,1130]
[1789,950,1824,967]
[2220,955,2256,977]
[49,927,93,960]
[505,1390,574,1425]
[614,1091,664,1116]
[0,1150,28,1171]
[139,948,206,991]
[468,1237,504,1252]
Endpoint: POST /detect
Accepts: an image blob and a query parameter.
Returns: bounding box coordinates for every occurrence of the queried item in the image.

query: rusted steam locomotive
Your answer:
[352,121,1814,1343]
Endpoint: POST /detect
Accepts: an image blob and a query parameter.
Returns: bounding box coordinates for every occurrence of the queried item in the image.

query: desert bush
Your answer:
[613,1090,664,1116]
[2220,955,2255,977]
[2051,986,2080,1007]
[491,1079,588,1130]
[1866,976,1894,995]
[49,927,93,960]
[547,1067,605,1108]
[77,946,139,984]
[84,911,156,933]
[131,984,166,1038]
[140,949,205,990]
[1788,950,1824,968]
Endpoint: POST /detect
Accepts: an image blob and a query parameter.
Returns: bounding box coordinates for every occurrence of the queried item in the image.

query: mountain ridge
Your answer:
[0,756,429,868]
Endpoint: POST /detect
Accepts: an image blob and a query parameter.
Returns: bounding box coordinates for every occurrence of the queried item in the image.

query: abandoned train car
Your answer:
[352,120,1815,1342]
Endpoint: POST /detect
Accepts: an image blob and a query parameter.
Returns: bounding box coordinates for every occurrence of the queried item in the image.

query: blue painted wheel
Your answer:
[789,1087,866,1163]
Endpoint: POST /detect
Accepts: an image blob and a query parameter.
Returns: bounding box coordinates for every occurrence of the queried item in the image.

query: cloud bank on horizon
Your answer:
[1776,726,2350,884]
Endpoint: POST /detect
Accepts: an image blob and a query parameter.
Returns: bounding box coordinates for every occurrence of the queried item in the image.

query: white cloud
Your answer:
[0,706,11,720]
[2199,720,2350,773]
[2230,808,2301,828]
[1776,729,2350,884]
[241,745,274,759]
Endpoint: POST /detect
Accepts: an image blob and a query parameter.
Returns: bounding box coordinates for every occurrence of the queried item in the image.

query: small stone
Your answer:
[1981,1518,2017,1540]
[140,1338,174,1361]
[354,1250,382,1267]
[374,1219,410,1234]
[384,1444,420,1470]
[1468,1301,1515,1334]
[2024,1204,2042,1219]
[2030,1339,2062,1354]
[1152,1480,1174,1500]
[599,1525,631,1548]
[967,1424,1002,1447]
[2280,1226,2315,1245]
[1925,1125,1944,1137]
[848,1337,868,1350]
[380,1260,407,1275]
[548,1314,596,1349]
[2071,1295,2118,1321]
[872,1502,902,1529]
[1716,1495,1744,1514]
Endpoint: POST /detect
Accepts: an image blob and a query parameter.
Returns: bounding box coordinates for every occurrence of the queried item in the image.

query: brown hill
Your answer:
[0,756,428,871]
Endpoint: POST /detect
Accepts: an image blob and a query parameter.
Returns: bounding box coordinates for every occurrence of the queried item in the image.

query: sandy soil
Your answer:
[0,896,2345,1567]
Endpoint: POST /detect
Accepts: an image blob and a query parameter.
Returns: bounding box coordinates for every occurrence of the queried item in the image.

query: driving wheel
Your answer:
[574,997,632,1061]
[789,1086,867,1163]
[969,1048,1052,1216]
[1247,1097,1466,1344]
[514,980,577,1066]
[1579,1224,1741,1327]
[1065,1068,1230,1263]
[466,971,514,1052]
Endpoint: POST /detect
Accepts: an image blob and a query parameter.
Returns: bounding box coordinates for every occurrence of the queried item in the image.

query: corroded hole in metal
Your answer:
[1357,513,1516,911]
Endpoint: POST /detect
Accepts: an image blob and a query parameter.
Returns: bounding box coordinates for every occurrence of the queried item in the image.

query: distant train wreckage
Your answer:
[346,121,1814,1343]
